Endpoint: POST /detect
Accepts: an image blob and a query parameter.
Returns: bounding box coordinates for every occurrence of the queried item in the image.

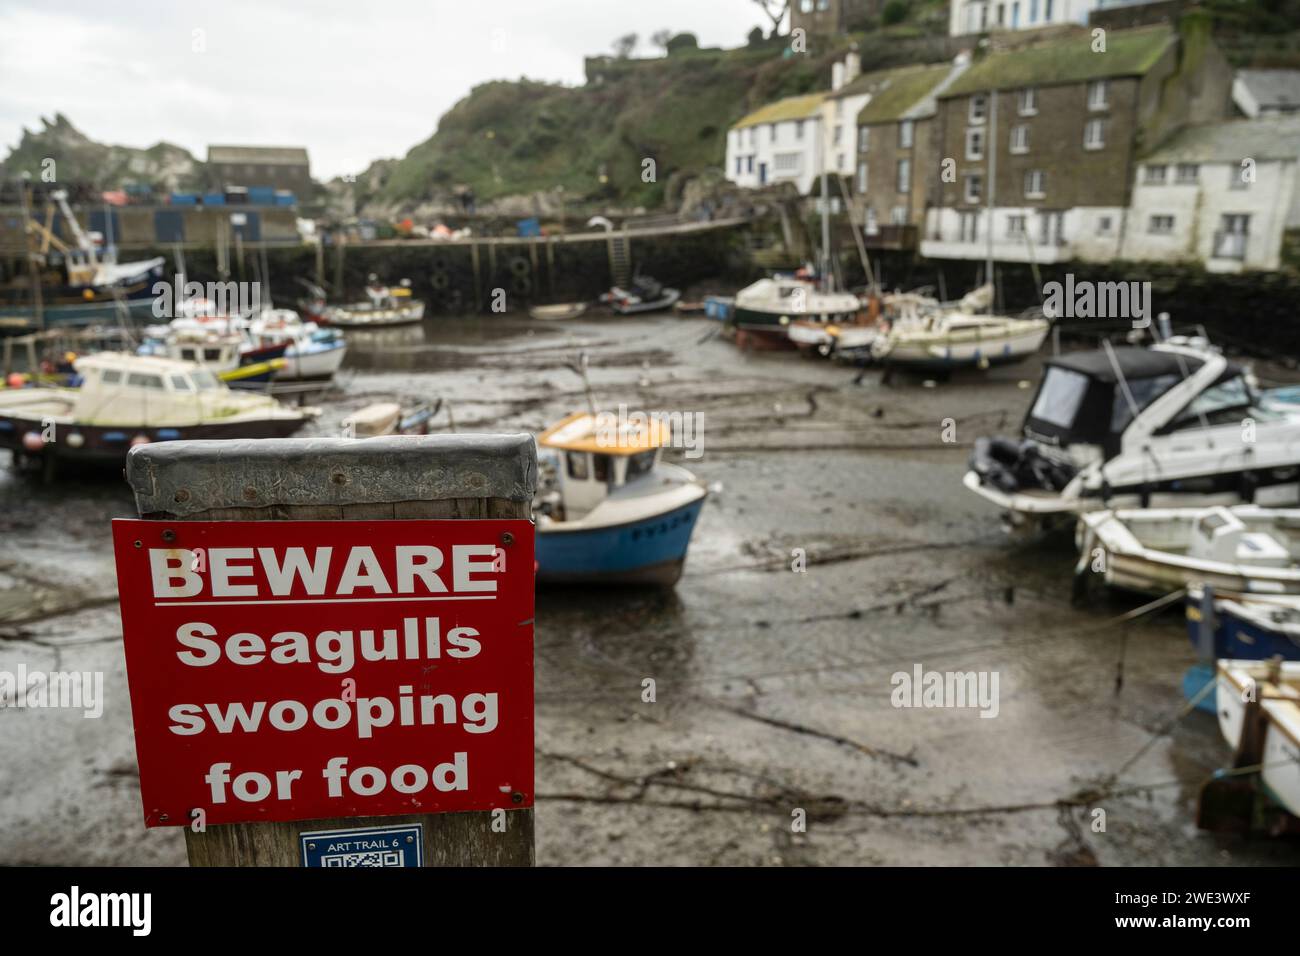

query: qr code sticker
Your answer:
[322,850,404,867]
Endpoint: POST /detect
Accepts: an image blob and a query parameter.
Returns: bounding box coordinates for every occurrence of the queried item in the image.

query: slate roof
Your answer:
[1142,116,1300,162]
[732,92,827,129]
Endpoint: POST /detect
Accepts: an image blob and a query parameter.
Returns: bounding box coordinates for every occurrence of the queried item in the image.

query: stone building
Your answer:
[206,146,312,196]
[920,18,1233,265]
[791,0,880,36]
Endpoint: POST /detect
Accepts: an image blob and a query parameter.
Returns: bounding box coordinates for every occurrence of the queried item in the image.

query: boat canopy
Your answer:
[1023,347,1227,456]
[538,411,669,456]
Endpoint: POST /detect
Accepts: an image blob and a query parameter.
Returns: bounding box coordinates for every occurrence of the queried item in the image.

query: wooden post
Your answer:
[123,434,538,867]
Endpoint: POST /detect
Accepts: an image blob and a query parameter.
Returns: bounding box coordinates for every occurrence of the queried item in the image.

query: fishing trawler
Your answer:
[0,352,315,476]
[0,189,164,328]
[728,276,861,350]
[532,411,707,586]
[964,335,1300,532]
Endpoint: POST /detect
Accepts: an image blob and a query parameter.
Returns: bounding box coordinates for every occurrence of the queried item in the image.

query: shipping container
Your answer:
[169,193,198,206]
[248,186,276,205]
[203,193,226,206]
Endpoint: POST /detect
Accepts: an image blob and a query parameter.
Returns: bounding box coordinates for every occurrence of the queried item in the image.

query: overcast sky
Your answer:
[0,0,781,180]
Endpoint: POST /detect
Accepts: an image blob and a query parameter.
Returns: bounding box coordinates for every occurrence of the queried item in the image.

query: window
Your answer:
[964,173,983,204]
[1144,164,1167,184]
[1007,214,1027,238]
[101,369,122,385]
[126,373,165,389]
[1010,124,1029,153]
[833,124,842,145]
[625,450,656,482]
[899,120,914,149]
[1030,367,1090,429]
[192,370,219,390]
[1230,164,1250,190]
[747,155,754,173]
[769,123,777,143]
[1011,0,1020,27]
[169,374,194,392]
[1045,0,1053,18]
[969,95,988,124]
[858,126,870,152]
[966,127,986,160]
[566,451,590,480]
[1215,213,1250,260]
[1112,374,1183,434]
[801,0,813,10]
[890,206,908,225]
[1175,163,1198,184]
[795,120,805,140]
[897,158,912,193]
[593,454,611,483]
[1166,375,1254,432]
[1087,80,1108,110]
[857,161,868,193]
[834,100,843,118]
[774,152,801,173]
[203,348,222,362]
[1024,169,1046,198]
[735,157,743,175]
[959,210,980,241]
[1030,0,1039,22]
[1149,214,1175,234]
[837,152,845,170]
[1040,210,1064,245]
[1018,87,1037,115]
[1084,118,1105,150]
[1097,215,1113,235]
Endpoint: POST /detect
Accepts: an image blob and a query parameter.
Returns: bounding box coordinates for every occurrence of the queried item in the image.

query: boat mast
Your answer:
[985,89,997,315]
[820,114,831,292]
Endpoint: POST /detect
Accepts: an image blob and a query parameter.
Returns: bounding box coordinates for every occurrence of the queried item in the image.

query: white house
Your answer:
[1232,69,1300,119]
[725,92,828,195]
[1120,117,1300,272]
[821,49,866,180]
[950,0,1098,35]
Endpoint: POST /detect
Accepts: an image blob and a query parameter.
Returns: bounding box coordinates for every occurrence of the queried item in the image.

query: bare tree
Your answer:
[651,29,673,53]
[612,33,638,58]
[751,0,790,36]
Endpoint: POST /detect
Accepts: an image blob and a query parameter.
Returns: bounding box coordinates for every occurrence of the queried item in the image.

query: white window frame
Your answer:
[857,161,868,193]
[969,95,988,124]
[1087,80,1108,111]
[1175,163,1198,184]
[1144,164,1167,185]
[859,126,870,152]
[897,157,912,193]
[1148,214,1175,235]
[1010,124,1029,154]
[1018,87,1037,116]
[1024,169,1045,199]
[1083,118,1105,150]
[965,127,986,161]
[899,119,914,149]
[964,173,983,205]
[1007,214,1027,238]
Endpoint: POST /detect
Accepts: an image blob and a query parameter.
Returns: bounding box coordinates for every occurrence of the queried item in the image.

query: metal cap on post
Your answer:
[120,434,538,867]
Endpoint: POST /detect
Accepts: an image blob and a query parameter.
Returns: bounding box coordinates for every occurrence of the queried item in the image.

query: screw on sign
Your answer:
[111,519,535,827]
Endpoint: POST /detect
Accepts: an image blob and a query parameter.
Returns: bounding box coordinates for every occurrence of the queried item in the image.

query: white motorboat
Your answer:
[870,285,1049,370]
[965,336,1300,531]
[0,352,315,474]
[1214,659,1300,818]
[321,278,425,329]
[1078,504,1300,596]
[249,309,347,381]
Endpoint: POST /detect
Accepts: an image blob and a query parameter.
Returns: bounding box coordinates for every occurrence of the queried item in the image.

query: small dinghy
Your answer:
[1204,659,1300,821]
[1078,504,1300,597]
[528,302,588,322]
[533,410,707,586]
[601,275,681,316]
[1186,585,1300,661]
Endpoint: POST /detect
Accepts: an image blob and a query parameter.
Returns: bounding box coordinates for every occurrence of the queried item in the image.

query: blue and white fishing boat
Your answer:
[533,411,707,586]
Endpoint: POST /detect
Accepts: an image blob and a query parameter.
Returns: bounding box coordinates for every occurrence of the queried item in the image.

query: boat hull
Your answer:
[536,497,705,586]
[0,413,309,465]
[279,342,347,380]
[1187,599,1300,661]
[873,325,1049,370]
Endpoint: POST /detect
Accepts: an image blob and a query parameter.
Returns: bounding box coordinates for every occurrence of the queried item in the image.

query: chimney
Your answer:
[832,61,846,91]
[845,47,861,85]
